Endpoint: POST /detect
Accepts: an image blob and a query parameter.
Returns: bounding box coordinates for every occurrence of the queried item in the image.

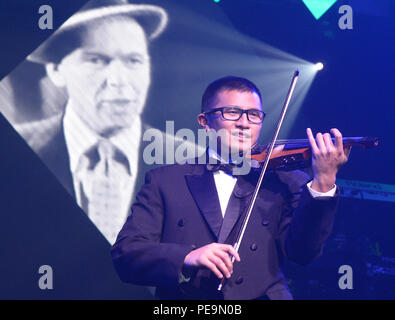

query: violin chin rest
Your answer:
[251,159,260,168]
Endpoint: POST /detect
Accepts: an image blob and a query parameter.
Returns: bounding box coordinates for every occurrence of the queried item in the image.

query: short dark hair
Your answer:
[201,76,262,113]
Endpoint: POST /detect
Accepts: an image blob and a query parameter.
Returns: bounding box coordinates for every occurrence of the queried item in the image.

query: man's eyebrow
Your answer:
[80,51,148,60]
[122,52,147,59]
[80,51,110,60]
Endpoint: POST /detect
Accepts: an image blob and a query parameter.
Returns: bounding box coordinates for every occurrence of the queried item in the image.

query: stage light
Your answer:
[314,62,324,71]
[302,0,338,20]
[159,4,321,139]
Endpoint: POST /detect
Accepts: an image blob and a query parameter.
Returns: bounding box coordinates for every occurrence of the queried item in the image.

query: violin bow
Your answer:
[218,70,300,291]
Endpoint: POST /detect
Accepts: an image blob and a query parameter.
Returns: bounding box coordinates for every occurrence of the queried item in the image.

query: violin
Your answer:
[250,136,379,170]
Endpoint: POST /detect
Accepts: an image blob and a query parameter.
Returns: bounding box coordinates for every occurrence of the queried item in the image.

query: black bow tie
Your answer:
[206,162,242,176]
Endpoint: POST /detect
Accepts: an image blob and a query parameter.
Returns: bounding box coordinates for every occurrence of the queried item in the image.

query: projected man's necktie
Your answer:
[80,140,130,244]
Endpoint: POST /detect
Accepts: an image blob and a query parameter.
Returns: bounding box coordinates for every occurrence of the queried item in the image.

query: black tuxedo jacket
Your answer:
[111,161,339,300]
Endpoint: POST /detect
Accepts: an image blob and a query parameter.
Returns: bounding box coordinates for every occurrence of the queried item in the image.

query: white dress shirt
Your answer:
[63,101,141,242]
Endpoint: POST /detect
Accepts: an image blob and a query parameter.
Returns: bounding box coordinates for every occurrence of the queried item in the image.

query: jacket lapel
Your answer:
[218,175,256,243]
[185,165,223,240]
[185,163,264,243]
[38,120,75,198]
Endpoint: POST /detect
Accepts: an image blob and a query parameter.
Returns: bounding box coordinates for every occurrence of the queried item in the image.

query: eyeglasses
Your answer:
[204,106,266,124]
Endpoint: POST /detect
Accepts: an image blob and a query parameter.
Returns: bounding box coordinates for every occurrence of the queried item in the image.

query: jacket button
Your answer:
[250,243,257,251]
[261,219,269,226]
[178,219,184,227]
[235,276,243,285]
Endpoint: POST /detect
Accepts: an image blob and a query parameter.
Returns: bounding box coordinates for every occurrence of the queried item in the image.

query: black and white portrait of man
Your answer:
[1,0,168,244]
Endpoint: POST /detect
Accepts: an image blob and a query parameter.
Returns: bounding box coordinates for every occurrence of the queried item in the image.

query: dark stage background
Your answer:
[0,0,394,299]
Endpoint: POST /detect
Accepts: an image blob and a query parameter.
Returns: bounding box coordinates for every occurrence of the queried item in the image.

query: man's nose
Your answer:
[236,112,250,128]
[105,59,130,87]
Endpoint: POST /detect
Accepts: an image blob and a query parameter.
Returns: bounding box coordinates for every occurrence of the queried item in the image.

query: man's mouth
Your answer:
[102,99,132,105]
[232,131,251,139]
[100,99,139,111]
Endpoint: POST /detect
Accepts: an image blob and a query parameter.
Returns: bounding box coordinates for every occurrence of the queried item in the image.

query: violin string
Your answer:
[274,137,366,147]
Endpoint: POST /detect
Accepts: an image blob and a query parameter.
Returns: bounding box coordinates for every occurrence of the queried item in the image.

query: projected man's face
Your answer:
[202,90,262,154]
[51,17,150,137]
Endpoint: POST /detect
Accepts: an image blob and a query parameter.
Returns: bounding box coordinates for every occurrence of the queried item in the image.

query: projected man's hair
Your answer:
[201,76,262,112]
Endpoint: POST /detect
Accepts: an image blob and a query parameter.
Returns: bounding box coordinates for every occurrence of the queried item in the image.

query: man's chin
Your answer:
[229,142,252,155]
[223,145,251,159]
[99,113,137,131]
[97,124,130,138]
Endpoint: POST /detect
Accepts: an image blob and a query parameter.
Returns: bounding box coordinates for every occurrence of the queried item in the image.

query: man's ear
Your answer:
[45,63,66,87]
[197,113,210,130]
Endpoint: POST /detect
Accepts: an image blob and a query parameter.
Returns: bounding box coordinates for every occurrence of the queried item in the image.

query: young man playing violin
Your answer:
[111,76,351,300]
